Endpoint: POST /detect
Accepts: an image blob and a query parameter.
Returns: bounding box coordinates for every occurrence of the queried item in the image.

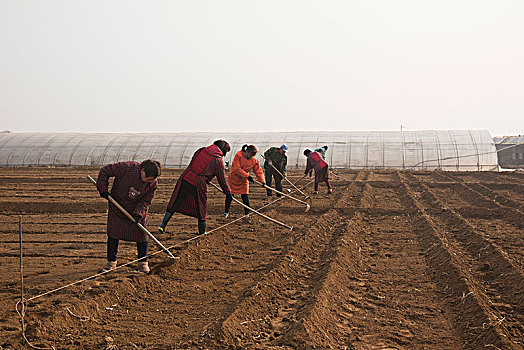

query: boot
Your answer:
[242,213,252,223]
[198,220,206,235]
[327,188,333,194]
[138,261,150,274]
[158,211,173,233]
[100,260,117,273]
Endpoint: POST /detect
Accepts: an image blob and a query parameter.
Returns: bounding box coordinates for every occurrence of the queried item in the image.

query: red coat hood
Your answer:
[205,144,223,157]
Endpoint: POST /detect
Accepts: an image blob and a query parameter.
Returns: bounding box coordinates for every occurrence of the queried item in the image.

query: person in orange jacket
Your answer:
[222,144,265,218]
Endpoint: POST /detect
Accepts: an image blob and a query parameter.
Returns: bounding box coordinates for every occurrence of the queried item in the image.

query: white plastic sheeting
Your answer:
[0,131,498,170]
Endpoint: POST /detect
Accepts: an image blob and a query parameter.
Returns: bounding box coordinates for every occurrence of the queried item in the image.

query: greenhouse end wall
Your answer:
[0,130,498,171]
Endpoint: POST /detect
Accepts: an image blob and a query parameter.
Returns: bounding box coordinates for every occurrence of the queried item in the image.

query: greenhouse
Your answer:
[0,130,498,171]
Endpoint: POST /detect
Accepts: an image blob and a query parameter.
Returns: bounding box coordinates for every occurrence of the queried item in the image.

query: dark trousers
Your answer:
[314,167,332,191]
[265,168,283,197]
[314,179,332,191]
[166,180,206,234]
[107,237,148,262]
[225,194,250,215]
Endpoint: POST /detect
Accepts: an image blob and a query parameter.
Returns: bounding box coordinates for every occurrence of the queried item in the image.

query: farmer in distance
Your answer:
[263,144,288,198]
[222,144,265,218]
[158,140,232,235]
[304,148,332,195]
[315,145,328,159]
[97,159,162,274]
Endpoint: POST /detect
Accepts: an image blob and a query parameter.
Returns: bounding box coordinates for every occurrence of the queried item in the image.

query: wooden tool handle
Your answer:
[87,175,175,259]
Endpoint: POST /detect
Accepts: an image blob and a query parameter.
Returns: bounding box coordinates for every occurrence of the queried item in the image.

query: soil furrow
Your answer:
[1,168,522,349]
[439,172,524,214]
[201,179,360,348]
[400,172,524,347]
[470,182,524,211]
[280,171,463,349]
[397,173,516,348]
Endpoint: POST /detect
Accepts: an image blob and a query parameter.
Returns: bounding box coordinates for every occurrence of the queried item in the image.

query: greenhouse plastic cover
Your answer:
[0,130,498,170]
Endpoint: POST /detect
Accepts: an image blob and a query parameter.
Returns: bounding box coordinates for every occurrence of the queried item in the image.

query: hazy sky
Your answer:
[1,1,522,136]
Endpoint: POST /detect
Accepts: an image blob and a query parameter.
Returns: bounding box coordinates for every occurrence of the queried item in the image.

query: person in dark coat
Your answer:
[304,149,332,194]
[96,159,162,273]
[158,140,232,235]
[263,144,288,197]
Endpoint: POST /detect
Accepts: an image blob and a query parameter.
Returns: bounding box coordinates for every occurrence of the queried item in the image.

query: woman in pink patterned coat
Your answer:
[304,149,332,194]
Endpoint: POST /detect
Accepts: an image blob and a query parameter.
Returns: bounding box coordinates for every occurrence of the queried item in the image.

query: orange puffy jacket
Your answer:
[228,151,265,194]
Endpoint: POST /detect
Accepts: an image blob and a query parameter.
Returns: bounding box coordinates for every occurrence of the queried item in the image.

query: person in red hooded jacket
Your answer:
[158,140,232,235]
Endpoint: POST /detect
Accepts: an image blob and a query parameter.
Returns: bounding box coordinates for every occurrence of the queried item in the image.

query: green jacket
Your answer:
[264,147,287,174]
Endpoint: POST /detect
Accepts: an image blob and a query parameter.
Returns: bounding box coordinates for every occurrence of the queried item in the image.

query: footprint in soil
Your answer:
[478,263,491,272]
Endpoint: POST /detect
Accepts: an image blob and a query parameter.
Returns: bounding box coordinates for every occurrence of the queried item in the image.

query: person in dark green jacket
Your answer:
[263,144,288,197]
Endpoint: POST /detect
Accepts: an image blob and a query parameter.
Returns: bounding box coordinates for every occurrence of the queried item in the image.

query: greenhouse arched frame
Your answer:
[0,130,498,171]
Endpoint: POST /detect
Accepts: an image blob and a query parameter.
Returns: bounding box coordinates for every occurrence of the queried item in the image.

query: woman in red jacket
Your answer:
[222,144,265,218]
[304,149,332,194]
[97,159,161,274]
[158,140,231,235]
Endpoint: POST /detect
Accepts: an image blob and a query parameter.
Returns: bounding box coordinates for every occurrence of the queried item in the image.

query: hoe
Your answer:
[254,179,311,212]
[209,182,293,230]
[261,155,310,200]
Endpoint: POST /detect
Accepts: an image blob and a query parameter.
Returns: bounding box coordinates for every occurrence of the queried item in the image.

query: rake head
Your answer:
[148,257,177,275]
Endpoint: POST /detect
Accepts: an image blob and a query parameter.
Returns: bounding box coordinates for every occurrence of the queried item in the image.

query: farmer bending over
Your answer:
[222,144,265,218]
[304,149,332,194]
[314,145,328,159]
[158,140,231,235]
[97,159,161,274]
[263,144,288,198]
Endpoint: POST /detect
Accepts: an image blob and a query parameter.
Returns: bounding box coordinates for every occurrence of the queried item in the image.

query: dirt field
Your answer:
[0,168,523,349]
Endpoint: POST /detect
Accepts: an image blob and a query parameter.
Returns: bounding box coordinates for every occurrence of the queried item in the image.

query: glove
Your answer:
[260,182,266,188]
[247,175,254,184]
[267,160,273,166]
[133,215,142,228]
[100,191,110,199]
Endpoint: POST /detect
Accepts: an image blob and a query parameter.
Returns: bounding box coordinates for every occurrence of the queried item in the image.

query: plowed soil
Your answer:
[1,168,523,349]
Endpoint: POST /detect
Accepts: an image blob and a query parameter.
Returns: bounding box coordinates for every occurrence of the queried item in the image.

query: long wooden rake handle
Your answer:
[253,179,311,212]
[209,182,293,230]
[261,155,309,199]
[87,175,175,259]
[293,174,308,186]
[329,168,340,178]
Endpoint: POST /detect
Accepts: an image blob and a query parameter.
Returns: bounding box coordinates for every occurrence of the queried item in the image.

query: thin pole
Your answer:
[254,179,311,212]
[329,168,340,179]
[209,182,293,230]
[261,155,309,199]
[87,175,175,259]
[19,215,25,345]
